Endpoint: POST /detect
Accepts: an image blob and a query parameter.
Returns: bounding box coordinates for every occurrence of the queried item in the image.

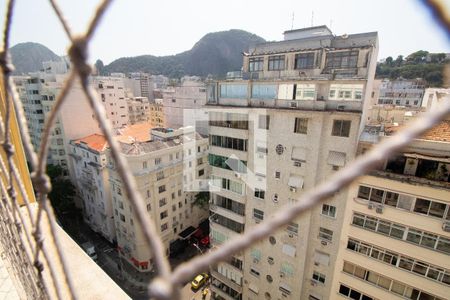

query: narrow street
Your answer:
[59,213,211,299]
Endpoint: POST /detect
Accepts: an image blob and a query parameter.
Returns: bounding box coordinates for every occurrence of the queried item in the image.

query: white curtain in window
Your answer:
[327,151,346,166]
[278,84,294,100]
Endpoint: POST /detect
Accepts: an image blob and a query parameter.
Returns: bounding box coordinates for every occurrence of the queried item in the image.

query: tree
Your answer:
[385,56,394,66]
[193,192,209,209]
[46,165,77,217]
[394,55,404,67]
[406,50,429,63]
[430,53,446,63]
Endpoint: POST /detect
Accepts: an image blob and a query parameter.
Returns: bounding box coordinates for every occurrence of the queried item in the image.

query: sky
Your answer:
[1,0,449,64]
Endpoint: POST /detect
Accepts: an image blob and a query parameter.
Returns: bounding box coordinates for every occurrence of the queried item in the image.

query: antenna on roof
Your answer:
[311,11,314,27]
[291,12,295,30]
[330,19,333,29]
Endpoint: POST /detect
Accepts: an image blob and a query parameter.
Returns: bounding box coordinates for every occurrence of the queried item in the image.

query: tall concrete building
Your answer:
[162,77,207,134]
[69,134,116,243]
[149,98,165,128]
[331,121,450,300]
[92,76,129,129]
[15,61,101,171]
[378,79,426,107]
[126,96,151,125]
[107,127,209,271]
[206,26,378,300]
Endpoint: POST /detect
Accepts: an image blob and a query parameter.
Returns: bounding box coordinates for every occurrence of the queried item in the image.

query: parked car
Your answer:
[81,242,97,261]
[191,273,209,290]
[200,236,210,247]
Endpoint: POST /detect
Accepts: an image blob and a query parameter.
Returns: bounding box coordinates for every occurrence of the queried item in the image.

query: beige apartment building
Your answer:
[93,76,129,129]
[330,121,450,300]
[206,25,378,300]
[107,126,209,271]
[126,96,151,125]
[69,134,116,243]
[149,98,165,128]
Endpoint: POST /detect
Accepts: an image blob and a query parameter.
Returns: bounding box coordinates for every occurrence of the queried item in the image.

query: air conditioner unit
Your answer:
[290,187,297,192]
[310,280,317,286]
[376,205,383,214]
[293,161,302,167]
[255,219,261,224]
[290,102,297,108]
[280,272,285,278]
[314,262,320,266]
[442,221,450,232]
[321,240,328,246]
[368,203,374,209]
[288,233,294,238]
[337,105,345,111]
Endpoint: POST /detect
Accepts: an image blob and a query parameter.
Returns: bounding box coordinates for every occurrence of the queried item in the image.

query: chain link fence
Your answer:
[0,0,449,299]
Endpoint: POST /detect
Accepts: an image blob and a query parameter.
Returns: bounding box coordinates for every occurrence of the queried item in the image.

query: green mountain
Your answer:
[10,42,60,74]
[103,29,266,78]
[376,51,448,87]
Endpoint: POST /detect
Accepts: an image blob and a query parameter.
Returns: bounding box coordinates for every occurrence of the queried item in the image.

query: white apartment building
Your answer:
[378,79,426,107]
[206,25,378,300]
[126,96,150,125]
[330,121,450,300]
[107,127,209,271]
[162,77,207,134]
[16,61,101,172]
[92,77,129,129]
[68,134,116,243]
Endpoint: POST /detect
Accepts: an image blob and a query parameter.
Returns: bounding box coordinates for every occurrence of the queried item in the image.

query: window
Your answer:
[252,84,277,99]
[119,214,125,222]
[156,171,164,180]
[314,251,330,266]
[161,223,168,231]
[275,171,281,179]
[318,227,333,242]
[210,135,248,151]
[159,198,167,207]
[312,271,326,284]
[249,57,264,72]
[339,284,374,300]
[250,267,260,277]
[146,204,151,211]
[220,84,248,99]
[294,118,308,134]
[254,188,265,199]
[331,120,351,137]
[143,161,147,169]
[158,185,166,193]
[258,115,270,130]
[253,209,264,221]
[414,198,446,218]
[160,210,168,219]
[286,222,298,236]
[321,204,336,218]
[198,169,204,176]
[325,50,358,69]
[295,53,315,69]
[208,154,247,173]
[268,55,285,70]
[155,157,161,165]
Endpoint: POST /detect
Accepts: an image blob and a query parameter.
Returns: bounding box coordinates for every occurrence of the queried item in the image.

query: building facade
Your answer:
[69,134,116,243]
[149,99,165,128]
[330,122,450,300]
[162,77,207,134]
[92,76,129,129]
[107,127,209,271]
[378,79,426,107]
[206,25,379,300]
[127,96,151,125]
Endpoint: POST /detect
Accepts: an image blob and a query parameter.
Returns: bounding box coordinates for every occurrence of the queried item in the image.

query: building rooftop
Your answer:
[119,132,204,155]
[73,134,108,152]
[116,123,153,144]
[420,120,450,142]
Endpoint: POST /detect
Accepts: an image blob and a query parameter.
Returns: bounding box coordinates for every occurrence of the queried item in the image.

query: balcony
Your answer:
[210,204,245,224]
[211,270,243,293]
[370,170,450,190]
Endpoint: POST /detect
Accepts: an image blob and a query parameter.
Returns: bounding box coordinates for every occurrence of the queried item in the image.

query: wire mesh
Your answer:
[0,0,449,300]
